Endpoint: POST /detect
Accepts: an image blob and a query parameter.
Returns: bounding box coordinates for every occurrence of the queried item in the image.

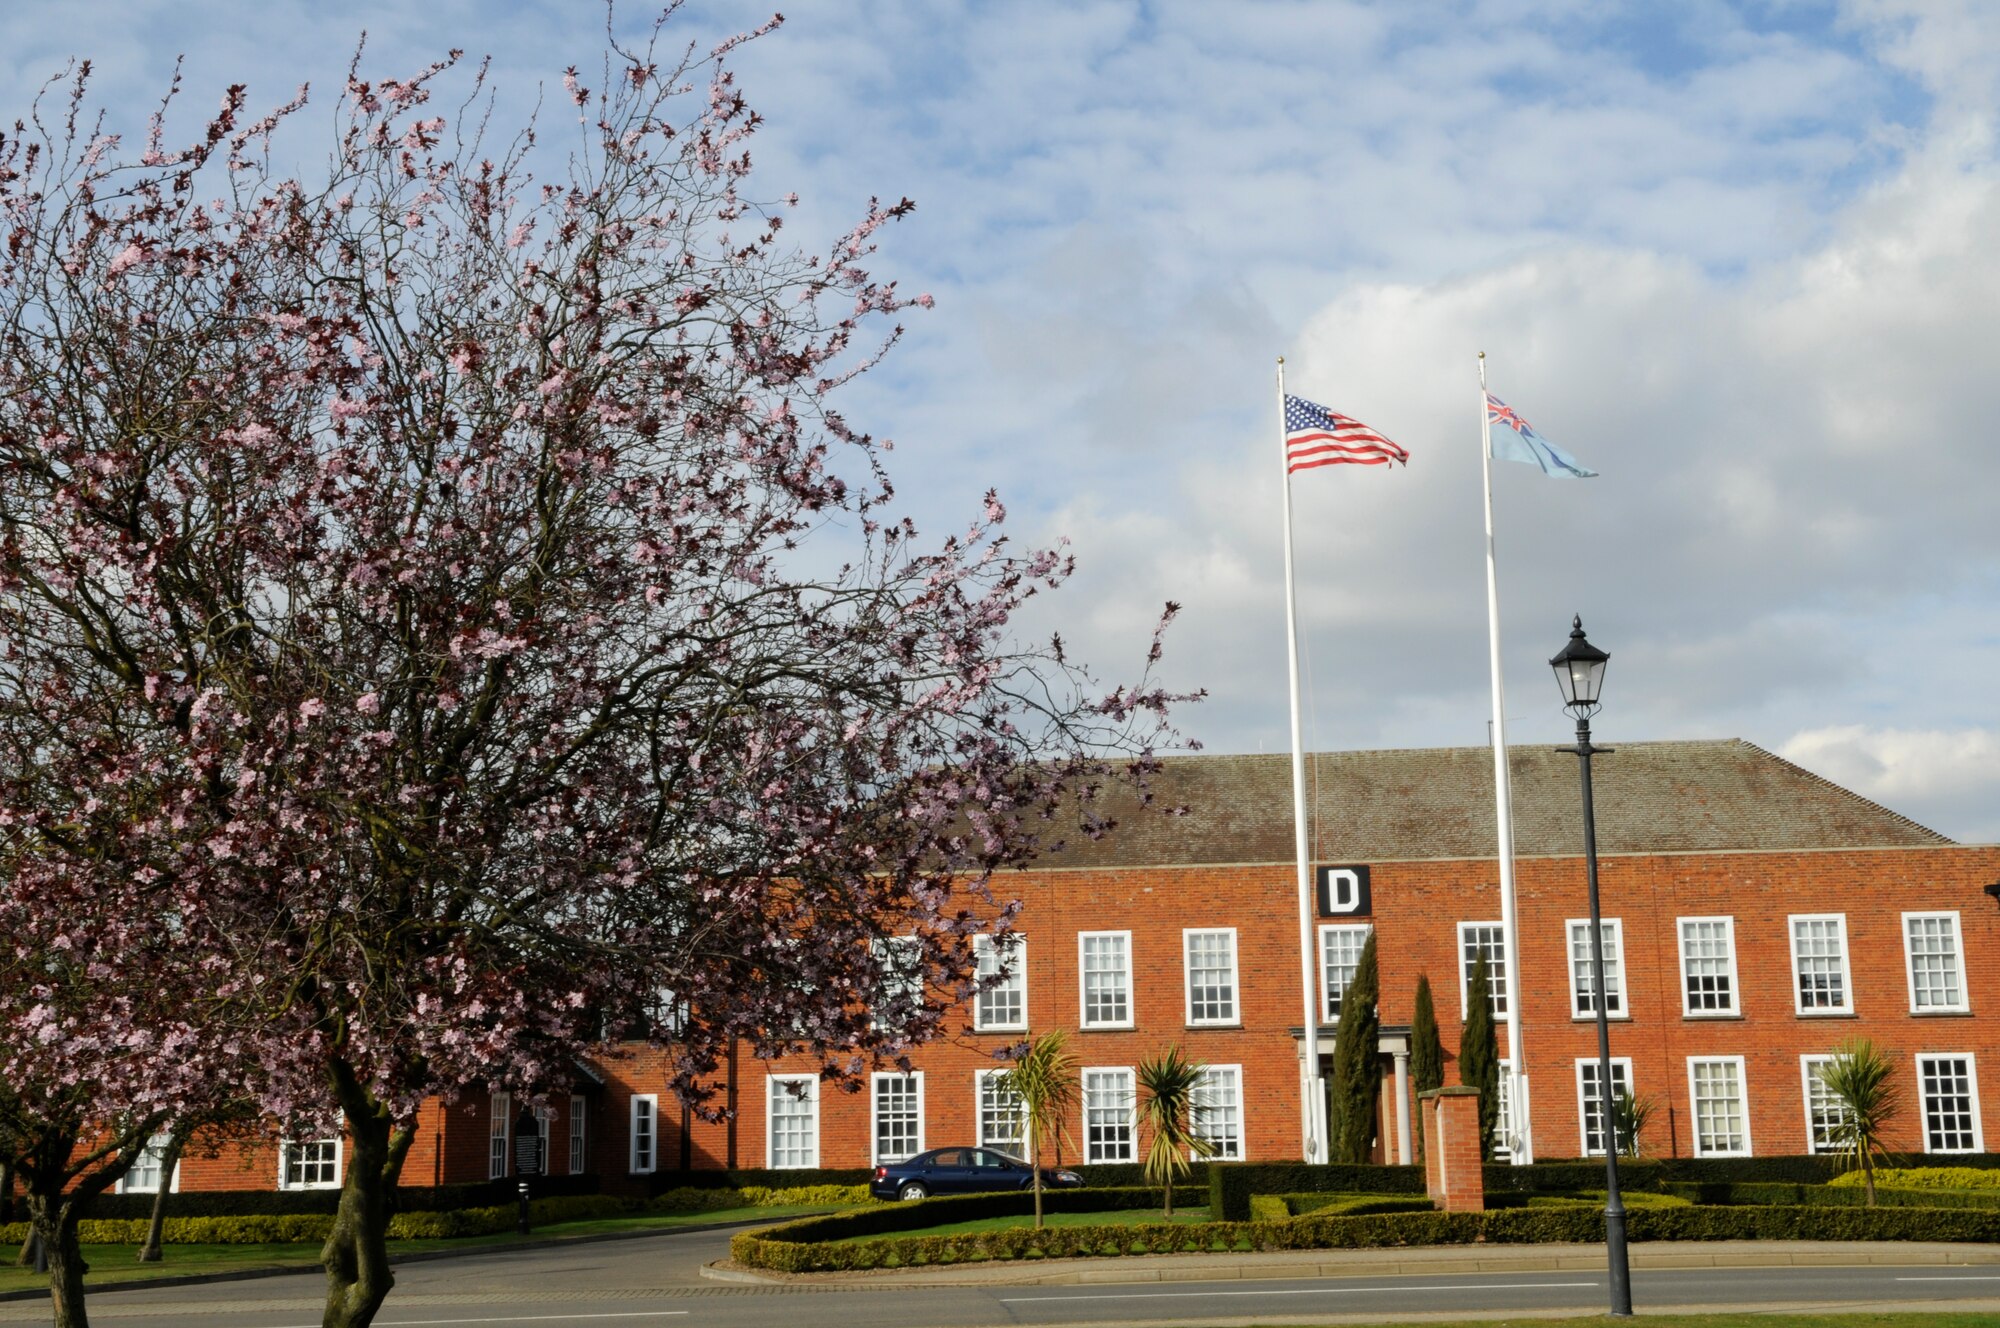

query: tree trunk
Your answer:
[26,1192,90,1328]
[137,1127,191,1263]
[320,1061,417,1328]
[1030,1133,1044,1230]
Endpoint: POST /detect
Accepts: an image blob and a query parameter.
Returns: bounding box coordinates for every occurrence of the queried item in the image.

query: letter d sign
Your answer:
[1315,864,1372,917]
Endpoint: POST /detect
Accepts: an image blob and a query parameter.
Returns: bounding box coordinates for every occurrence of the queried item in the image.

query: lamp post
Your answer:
[1551,615,1631,1318]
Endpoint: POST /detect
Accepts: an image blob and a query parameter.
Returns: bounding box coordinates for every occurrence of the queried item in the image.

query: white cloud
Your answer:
[1780,725,2000,843]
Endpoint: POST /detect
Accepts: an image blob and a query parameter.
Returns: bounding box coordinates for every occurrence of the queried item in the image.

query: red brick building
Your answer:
[125,740,2000,1195]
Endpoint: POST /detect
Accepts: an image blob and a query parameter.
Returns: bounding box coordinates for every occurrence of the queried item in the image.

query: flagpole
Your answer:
[1277,357,1325,1165]
[1479,351,1534,1164]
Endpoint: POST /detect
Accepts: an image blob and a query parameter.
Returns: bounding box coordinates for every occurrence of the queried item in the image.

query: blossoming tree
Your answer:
[0,13,1189,1328]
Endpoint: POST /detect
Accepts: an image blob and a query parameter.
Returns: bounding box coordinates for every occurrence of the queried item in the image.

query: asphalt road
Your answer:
[5,1227,2000,1328]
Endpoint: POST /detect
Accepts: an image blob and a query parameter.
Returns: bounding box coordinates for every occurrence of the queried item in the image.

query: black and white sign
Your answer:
[1315,864,1372,917]
[513,1111,545,1176]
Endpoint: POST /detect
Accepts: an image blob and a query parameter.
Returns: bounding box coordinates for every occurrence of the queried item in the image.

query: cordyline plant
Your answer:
[1136,1045,1211,1218]
[997,1030,1078,1230]
[0,12,1190,1328]
[1820,1037,1902,1206]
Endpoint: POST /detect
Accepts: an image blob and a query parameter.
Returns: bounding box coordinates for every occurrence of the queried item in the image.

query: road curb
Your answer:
[701,1240,2000,1289]
[0,1214,812,1305]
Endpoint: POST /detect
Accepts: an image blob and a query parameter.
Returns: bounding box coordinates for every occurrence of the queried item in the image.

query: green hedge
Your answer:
[1279,1193,1437,1218]
[1827,1167,2000,1191]
[0,1183,872,1247]
[52,1174,603,1222]
[1208,1162,1422,1220]
[646,1167,873,1194]
[731,1202,2000,1273]
[1660,1181,2000,1211]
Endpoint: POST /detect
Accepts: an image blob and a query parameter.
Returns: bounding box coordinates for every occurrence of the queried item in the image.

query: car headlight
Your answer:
[1056,1171,1082,1183]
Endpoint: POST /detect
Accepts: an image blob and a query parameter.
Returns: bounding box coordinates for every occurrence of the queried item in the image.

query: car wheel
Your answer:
[898,1182,927,1202]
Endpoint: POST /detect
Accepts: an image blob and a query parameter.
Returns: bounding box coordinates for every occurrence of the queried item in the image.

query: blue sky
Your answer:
[7,0,1998,840]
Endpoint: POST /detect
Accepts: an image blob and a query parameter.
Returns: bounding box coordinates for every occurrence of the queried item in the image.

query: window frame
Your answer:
[1903,911,1970,1014]
[1081,1066,1136,1164]
[1078,930,1135,1030]
[1686,1055,1753,1158]
[1788,913,1856,1016]
[1799,1054,1848,1155]
[1457,921,1510,1023]
[277,1137,343,1191]
[869,1071,925,1166]
[1192,1064,1246,1161]
[1318,922,1373,1021]
[1676,915,1742,1018]
[975,1068,1027,1154]
[488,1090,511,1180]
[118,1132,180,1195]
[972,934,1029,1033]
[766,1074,821,1170]
[1573,1057,1636,1157]
[569,1094,588,1175]
[629,1093,658,1175]
[872,935,924,1033]
[1916,1053,1985,1154]
[1564,917,1628,1021]
[1183,927,1241,1027]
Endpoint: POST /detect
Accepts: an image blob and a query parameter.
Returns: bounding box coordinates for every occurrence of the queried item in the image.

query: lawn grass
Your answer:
[0,1202,837,1295]
[833,1204,1214,1243]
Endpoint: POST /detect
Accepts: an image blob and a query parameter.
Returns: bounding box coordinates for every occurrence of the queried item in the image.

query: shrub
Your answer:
[1248,1195,1289,1221]
[1661,1181,2000,1212]
[1281,1194,1435,1218]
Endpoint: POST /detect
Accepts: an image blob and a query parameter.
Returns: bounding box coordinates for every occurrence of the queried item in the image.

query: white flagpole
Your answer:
[1479,351,1534,1164]
[1277,358,1325,1164]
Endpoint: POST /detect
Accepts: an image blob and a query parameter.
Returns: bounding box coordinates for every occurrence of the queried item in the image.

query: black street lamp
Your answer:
[1551,615,1631,1318]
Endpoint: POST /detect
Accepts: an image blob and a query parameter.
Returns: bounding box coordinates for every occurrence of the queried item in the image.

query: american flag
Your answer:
[1283,395,1408,474]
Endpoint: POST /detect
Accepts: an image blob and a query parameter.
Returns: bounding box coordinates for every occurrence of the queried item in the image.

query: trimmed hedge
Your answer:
[1827,1167,2000,1191]
[0,1183,873,1247]
[731,1202,2000,1273]
[1661,1181,2000,1211]
[1279,1193,1436,1218]
[53,1174,603,1222]
[646,1167,873,1195]
[1490,1153,2000,1190]
[1208,1162,1422,1220]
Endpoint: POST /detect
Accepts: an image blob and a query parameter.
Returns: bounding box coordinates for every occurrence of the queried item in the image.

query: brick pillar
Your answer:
[1419,1086,1485,1212]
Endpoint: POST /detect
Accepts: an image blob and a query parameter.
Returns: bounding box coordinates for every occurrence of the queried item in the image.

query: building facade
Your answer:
[122,739,2000,1195]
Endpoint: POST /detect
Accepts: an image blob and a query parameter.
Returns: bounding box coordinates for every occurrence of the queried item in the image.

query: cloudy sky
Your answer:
[7,1,1997,842]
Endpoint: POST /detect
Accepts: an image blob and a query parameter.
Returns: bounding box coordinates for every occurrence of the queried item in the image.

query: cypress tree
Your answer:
[1408,973,1444,1164]
[1328,931,1382,1163]
[1458,954,1500,1159]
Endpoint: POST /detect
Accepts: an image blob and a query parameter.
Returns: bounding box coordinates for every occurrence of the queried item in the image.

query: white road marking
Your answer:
[1895,1275,2000,1281]
[1001,1280,1598,1303]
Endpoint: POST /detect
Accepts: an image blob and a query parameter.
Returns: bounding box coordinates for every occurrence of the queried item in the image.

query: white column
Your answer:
[1393,1050,1412,1166]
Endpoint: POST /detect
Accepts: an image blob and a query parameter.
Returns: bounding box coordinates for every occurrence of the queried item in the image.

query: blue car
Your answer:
[869,1146,1084,1201]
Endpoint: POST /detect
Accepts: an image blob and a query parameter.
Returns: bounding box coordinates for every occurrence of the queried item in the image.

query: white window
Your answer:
[973,934,1028,1032]
[1678,917,1740,1016]
[1082,1067,1135,1163]
[1800,1055,1849,1155]
[871,1073,924,1165]
[1917,1054,1984,1153]
[644,987,689,1036]
[488,1091,511,1180]
[1790,915,1854,1015]
[569,1095,588,1175]
[1319,923,1373,1020]
[1079,932,1133,1028]
[768,1075,819,1169]
[1566,919,1627,1019]
[629,1094,657,1174]
[279,1138,342,1190]
[1458,922,1509,1021]
[976,1069,1026,1153]
[1904,913,1969,1013]
[1575,1058,1635,1156]
[1687,1056,1752,1157]
[1494,1058,1515,1160]
[873,936,923,1032]
[119,1133,178,1194]
[1184,928,1239,1026]
[1193,1065,1244,1161]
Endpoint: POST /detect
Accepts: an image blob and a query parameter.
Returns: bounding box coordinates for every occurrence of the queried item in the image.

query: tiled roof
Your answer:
[1042,739,1951,868]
